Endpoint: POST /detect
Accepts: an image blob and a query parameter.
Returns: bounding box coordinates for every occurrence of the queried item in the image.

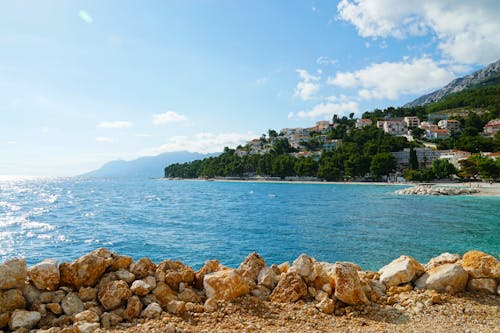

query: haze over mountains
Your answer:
[82,151,215,178]
[405,59,500,107]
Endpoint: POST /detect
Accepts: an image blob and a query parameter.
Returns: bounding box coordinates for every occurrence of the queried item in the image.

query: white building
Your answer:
[391,148,442,168]
[438,150,471,167]
[381,120,408,135]
[404,116,420,128]
[425,128,450,140]
[355,118,373,129]
[438,119,460,132]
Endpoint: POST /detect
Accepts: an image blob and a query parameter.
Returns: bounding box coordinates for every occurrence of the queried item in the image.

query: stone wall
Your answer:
[0,249,498,332]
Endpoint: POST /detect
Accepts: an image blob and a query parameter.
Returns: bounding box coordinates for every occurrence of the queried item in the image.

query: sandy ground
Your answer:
[106,292,500,333]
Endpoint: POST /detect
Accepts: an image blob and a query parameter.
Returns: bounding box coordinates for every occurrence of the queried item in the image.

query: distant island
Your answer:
[165,60,500,183]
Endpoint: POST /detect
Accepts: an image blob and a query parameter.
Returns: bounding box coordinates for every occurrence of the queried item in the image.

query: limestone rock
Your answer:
[46,303,62,315]
[425,253,461,270]
[123,296,142,321]
[39,291,55,303]
[61,292,84,316]
[109,255,133,272]
[78,287,97,302]
[155,260,195,291]
[152,282,178,307]
[22,283,41,305]
[236,253,266,282]
[129,258,156,279]
[0,289,25,313]
[97,280,131,311]
[278,261,290,273]
[75,322,100,333]
[203,269,250,301]
[0,259,27,290]
[114,270,135,284]
[60,248,113,289]
[461,250,500,279]
[251,285,271,300]
[415,264,468,293]
[166,300,186,315]
[27,259,60,291]
[257,265,281,289]
[8,310,41,330]
[140,302,162,319]
[131,280,154,296]
[203,298,218,313]
[379,255,424,287]
[291,254,318,281]
[315,297,335,314]
[0,312,9,329]
[467,278,497,294]
[178,287,202,303]
[269,272,307,303]
[194,260,221,289]
[313,262,336,295]
[333,262,369,305]
[100,312,123,329]
[74,310,100,323]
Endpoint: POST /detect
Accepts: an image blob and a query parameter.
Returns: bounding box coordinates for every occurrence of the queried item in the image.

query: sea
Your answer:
[0,177,499,271]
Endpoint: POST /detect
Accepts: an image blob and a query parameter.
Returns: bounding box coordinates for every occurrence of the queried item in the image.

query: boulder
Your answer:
[78,287,97,302]
[123,296,142,321]
[269,272,307,303]
[100,312,123,329]
[461,250,500,279]
[203,269,250,301]
[0,259,27,290]
[236,253,266,282]
[74,310,100,323]
[152,282,178,307]
[155,260,195,291]
[8,310,41,330]
[97,280,132,311]
[333,262,369,305]
[129,258,156,279]
[0,312,9,328]
[109,255,133,271]
[60,248,113,289]
[291,254,318,281]
[467,278,497,294]
[22,283,41,305]
[61,292,84,316]
[178,287,202,304]
[39,291,55,303]
[131,280,154,296]
[194,259,221,289]
[114,269,135,284]
[379,255,424,287]
[75,322,100,333]
[415,264,468,293]
[425,253,461,270]
[46,302,62,315]
[27,259,60,291]
[0,289,26,313]
[278,261,290,273]
[166,300,186,315]
[257,265,281,289]
[312,262,336,295]
[140,302,162,319]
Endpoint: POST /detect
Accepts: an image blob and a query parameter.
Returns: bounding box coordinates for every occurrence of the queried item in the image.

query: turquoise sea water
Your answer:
[0,178,499,270]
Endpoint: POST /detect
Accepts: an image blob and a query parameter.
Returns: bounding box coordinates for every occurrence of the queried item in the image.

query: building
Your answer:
[380,119,408,135]
[316,121,330,132]
[425,128,450,140]
[481,118,500,137]
[404,116,420,128]
[438,150,471,167]
[323,139,342,151]
[391,148,442,168]
[355,118,372,129]
[419,122,438,131]
[438,119,461,132]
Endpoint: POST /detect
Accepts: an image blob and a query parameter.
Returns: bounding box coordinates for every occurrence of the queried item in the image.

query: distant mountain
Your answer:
[82,151,217,178]
[405,59,500,107]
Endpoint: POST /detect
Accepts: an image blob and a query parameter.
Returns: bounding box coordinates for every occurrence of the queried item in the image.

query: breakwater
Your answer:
[0,249,498,332]
[395,185,480,195]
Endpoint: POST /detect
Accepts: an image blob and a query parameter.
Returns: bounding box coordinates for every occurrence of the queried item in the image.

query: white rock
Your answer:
[9,310,41,330]
[379,255,424,287]
[415,264,468,293]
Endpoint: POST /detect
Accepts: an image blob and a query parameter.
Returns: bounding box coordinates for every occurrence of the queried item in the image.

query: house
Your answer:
[391,147,442,168]
[482,152,500,160]
[355,118,372,129]
[481,118,500,137]
[425,128,450,140]
[316,121,330,132]
[419,121,438,131]
[380,119,408,135]
[404,116,420,128]
[438,119,460,132]
[323,139,342,151]
[438,150,471,167]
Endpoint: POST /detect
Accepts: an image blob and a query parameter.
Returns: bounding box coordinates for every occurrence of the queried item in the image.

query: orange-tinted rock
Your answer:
[123,296,142,321]
[109,255,133,272]
[78,287,97,302]
[129,258,156,279]
[152,282,178,307]
[0,289,26,313]
[236,253,266,282]
[60,248,113,289]
[0,312,9,328]
[28,259,60,291]
[155,260,194,290]
[203,269,250,301]
[74,309,100,323]
[467,278,497,294]
[270,272,307,303]
[98,280,132,311]
[333,262,369,305]
[140,302,162,319]
[0,258,27,290]
[194,260,220,289]
[461,250,500,279]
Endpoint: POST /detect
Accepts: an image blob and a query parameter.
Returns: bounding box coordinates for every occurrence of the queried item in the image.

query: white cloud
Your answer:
[143,132,255,155]
[294,69,320,100]
[328,57,454,100]
[97,121,133,129]
[337,0,500,65]
[152,111,187,125]
[6,141,16,145]
[296,101,359,119]
[95,137,115,143]
[287,112,295,119]
[316,56,338,66]
[78,10,93,24]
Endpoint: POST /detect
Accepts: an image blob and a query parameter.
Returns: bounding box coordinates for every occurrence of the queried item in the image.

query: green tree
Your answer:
[294,157,318,176]
[272,138,292,155]
[317,159,341,181]
[409,147,419,170]
[476,157,500,179]
[268,129,278,138]
[370,153,396,178]
[431,159,456,179]
[271,155,295,179]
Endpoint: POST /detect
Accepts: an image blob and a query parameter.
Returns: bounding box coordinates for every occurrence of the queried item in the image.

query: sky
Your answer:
[1,0,499,176]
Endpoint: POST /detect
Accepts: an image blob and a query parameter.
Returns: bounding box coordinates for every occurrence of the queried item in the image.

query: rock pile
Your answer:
[0,249,498,332]
[395,185,480,196]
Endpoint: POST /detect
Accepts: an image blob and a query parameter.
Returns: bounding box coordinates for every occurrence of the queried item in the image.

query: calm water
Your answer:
[0,178,499,270]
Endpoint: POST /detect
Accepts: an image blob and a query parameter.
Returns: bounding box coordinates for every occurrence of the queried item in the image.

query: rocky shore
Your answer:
[0,249,499,333]
[395,185,480,196]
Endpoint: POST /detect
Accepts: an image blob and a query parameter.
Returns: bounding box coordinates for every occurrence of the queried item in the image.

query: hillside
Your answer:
[405,59,500,107]
[82,151,216,178]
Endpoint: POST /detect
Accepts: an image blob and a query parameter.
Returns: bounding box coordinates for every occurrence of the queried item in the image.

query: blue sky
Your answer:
[1,0,499,176]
